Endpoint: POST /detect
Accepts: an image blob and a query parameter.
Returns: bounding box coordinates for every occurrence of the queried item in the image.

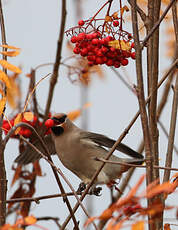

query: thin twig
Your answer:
[141,0,177,48]
[43,0,67,122]
[94,157,178,172]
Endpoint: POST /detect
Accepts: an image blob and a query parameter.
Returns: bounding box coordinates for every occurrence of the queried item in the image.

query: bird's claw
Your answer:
[89,186,102,196]
[77,182,86,194]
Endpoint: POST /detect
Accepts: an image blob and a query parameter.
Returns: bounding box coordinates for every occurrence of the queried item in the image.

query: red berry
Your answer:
[88,61,94,66]
[2,121,11,131]
[87,55,95,61]
[96,57,103,65]
[114,61,120,68]
[92,38,99,45]
[96,50,104,57]
[78,20,85,26]
[23,129,32,138]
[77,32,86,41]
[101,47,108,53]
[71,36,77,43]
[131,42,135,49]
[73,47,80,54]
[80,48,88,56]
[131,52,136,59]
[106,59,114,66]
[45,119,54,128]
[91,33,98,39]
[121,59,129,66]
[86,34,93,40]
[102,56,108,63]
[113,20,119,27]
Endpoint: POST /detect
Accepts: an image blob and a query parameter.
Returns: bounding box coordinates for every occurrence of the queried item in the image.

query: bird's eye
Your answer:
[52,115,67,124]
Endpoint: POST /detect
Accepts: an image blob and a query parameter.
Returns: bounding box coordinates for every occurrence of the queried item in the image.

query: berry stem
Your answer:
[85,0,112,30]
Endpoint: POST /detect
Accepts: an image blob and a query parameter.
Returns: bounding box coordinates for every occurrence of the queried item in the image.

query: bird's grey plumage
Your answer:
[15,113,144,184]
[15,135,56,165]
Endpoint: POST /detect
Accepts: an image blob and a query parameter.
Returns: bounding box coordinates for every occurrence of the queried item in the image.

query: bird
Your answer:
[15,113,144,185]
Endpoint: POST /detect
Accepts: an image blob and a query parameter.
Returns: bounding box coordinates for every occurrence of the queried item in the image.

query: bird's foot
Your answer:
[77,182,86,194]
[89,186,102,196]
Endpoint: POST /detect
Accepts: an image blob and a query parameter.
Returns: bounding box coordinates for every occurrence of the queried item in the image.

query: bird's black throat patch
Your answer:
[51,126,64,136]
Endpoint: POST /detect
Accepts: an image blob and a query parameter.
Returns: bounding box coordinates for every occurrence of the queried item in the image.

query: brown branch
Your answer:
[163,72,178,182]
[43,0,67,122]
[94,157,178,172]
[141,0,177,48]
[0,0,7,226]
[36,216,61,229]
[6,191,86,204]
[127,0,147,24]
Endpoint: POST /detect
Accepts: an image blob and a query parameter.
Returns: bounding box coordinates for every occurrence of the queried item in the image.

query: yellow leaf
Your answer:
[132,221,144,230]
[6,74,21,109]
[108,40,131,51]
[0,60,22,74]
[14,113,22,134]
[0,50,20,57]
[0,44,20,50]
[24,215,37,225]
[23,112,34,121]
[0,94,6,116]
[0,70,11,88]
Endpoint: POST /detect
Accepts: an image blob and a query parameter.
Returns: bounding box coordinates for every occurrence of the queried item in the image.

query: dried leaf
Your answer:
[14,113,23,134]
[67,109,81,121]
[164,223,171,230]
[0,93,6,116]
[120,5,129,16]
[0,50,20,57]
[99,204,115,220]
[108,40,131,51]
[112,12,118,19]
[132,221,144,230]
[0,70,11,88]
[105,15,112,22]
[116,174,145,208]
[0,44,20,50]
[6,74,21,109]
[33,161,42,176]
[0,60,22,73]
[11,165,22,186]
[84,217,97,227]
[23,112,34,121]
[24,215,37,225]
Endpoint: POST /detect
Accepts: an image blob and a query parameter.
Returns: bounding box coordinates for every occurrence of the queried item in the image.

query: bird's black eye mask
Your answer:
[51,115,67,136]
[52,115,67,125]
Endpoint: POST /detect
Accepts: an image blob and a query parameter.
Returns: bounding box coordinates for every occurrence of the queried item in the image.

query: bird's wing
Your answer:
[15,134,56,165]
[81,132,143,159]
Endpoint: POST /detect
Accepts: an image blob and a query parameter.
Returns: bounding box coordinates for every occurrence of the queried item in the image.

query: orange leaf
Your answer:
[0,50,20,57]
[33,161,42,176]
[120,5,129,16]
[116,174,145,208]
[0,70,11,88]
[105,15,112,22]
[23,112,34,121]
[67,109,81,121]
[112,12,119,19]
[132,221,144,230]
[164,223,171,230]
[84,217,97,227]
[0,93,6,116]
[24,215,37,225]
[11,165,22,186]
[99,205,115,220]
[0,44,20,50]
[14,113,23,134]
[0,60,22,74]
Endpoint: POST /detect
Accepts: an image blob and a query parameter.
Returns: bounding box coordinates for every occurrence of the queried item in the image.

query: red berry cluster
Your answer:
[2,114,52,138]
[69,20,135,68]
